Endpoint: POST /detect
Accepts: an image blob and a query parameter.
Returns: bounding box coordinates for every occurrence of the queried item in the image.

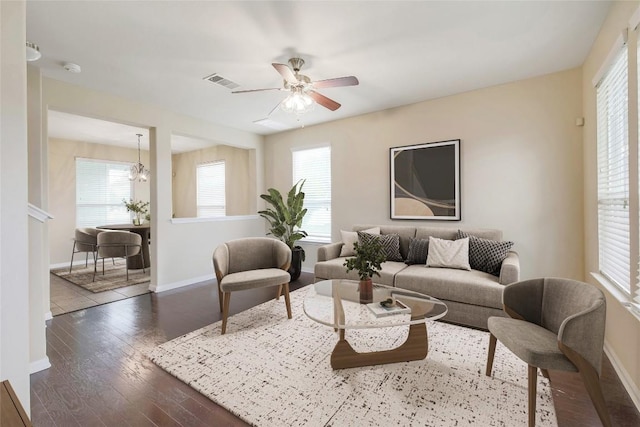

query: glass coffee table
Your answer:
[303,279,448,369]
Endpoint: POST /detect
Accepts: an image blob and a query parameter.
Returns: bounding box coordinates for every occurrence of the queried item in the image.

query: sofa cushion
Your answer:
[457,230,513,276]
[354,225,416,259]
[426,237,471,270]
[357,231,403,262]
[405,238,430,265]
[314,257,407,286]
[339,227,380,257]
[394,265,504,309]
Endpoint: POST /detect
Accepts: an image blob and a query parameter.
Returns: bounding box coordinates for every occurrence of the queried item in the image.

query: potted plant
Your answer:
[123,198,150,226]
[344,237,386,303]
[258,180,308,281]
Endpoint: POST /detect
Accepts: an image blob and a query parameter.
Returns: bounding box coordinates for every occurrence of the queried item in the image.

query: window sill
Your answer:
[591,272,640,323]
[171,215,259,224]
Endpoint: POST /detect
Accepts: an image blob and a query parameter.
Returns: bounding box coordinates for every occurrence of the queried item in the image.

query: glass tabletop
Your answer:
[303,279,448,330]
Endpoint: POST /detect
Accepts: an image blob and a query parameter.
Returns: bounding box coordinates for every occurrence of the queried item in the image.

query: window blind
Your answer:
[597,46,630,293]
[293,146,331,241]
[197,161,226,217]
[76,158,132,227]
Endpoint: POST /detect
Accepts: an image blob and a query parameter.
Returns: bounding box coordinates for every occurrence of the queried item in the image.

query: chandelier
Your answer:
[129,133,150,182]
[280,86,314,115]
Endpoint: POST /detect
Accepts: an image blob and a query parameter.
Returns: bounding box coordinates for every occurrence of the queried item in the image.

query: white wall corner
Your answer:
[151,274,215,293]
[604,340,640,412]
[29,357,51,374]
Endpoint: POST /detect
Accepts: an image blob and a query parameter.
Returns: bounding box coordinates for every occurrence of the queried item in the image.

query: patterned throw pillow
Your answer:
[405,238,430,265]
[457,230,513,276]
[357,231,404,262]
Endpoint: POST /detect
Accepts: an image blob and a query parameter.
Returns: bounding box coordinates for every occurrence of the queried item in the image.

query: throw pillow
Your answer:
[405,238,430,265]
[457,230,513,276]
[339,227,380,257]
[357,231,404,262]
[426,236,471,270]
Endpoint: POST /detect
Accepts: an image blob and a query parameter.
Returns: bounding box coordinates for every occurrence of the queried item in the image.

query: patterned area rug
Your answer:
[147,288,557,426]
[51,260,150,293]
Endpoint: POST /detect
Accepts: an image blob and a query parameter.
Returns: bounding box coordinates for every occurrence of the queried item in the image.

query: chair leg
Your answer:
[486,333,497,376]
[69,242,77,273]
[578,365,612,427]
[282,283,292,319]
[85,251,89,267]
[276,284,282,300]
[221,292,231,334]
[217,285,223,312]
[528,365,537,427]
[540,368,550,379]
[92,256,98,282]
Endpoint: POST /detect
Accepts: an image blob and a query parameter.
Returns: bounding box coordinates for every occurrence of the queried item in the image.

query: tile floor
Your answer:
[50,272,150,316]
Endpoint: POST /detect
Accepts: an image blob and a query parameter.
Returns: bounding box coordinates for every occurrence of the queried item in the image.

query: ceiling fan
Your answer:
[232,57,359,115]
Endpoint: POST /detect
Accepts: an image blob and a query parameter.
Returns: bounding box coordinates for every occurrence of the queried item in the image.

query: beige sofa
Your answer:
[314,225,520,329]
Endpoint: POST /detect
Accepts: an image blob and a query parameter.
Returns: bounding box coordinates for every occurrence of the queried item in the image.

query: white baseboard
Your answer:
[44,311,52,321]
[301,267,314,274]
[604,340,640,412]
[151,274,215,293]
[30,357,51,374]
[50,258,97,270]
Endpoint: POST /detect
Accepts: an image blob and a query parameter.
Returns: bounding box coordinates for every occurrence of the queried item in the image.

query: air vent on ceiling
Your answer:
[203,73,240,90]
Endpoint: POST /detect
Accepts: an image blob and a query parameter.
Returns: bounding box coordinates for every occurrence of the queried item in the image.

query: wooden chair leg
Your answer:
[221,292,231,335]
[217,285,223,312]
[282,283,292,319]
[276,284,282,300]
[528,365,537,427]
[486,333,497,376]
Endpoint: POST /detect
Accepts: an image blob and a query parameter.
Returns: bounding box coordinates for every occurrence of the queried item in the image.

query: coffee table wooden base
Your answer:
[330,322,428,370]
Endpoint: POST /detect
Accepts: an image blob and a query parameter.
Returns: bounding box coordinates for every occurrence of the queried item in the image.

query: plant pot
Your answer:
[359,278,373,304]
[288,247,304,282]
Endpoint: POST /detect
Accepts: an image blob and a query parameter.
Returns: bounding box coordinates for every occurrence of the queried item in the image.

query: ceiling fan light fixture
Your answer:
[26,41,41,61]
[281,88,314,115]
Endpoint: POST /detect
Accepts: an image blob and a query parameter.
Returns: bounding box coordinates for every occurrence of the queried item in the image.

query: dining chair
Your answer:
[485,277,611,427]
[69,227,101,272]
[93,230,144,281]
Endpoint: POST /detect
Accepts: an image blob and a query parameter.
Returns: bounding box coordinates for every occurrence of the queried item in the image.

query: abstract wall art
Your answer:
[390,139,460,220]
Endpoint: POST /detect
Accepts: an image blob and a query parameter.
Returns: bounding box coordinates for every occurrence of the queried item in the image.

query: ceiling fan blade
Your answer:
[312,76,359,89]
[272,63,298,84]
[231,88,282,94]
[309,90,341,111]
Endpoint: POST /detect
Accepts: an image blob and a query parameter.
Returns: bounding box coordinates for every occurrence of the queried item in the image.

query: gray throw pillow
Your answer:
[405,238,430,265]
[357,231,404,262]
[457,230,513,276]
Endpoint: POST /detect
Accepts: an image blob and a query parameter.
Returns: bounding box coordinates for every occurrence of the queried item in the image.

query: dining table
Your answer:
[96,223,151,270]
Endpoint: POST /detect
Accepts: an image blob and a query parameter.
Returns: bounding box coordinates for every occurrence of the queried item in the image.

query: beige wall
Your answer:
[172,144,255,217]
[266,67,585,282]
[582,0,640,407]
[48,138,151,264]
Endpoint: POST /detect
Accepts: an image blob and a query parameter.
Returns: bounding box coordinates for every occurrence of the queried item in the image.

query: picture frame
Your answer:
[390,139,461,220]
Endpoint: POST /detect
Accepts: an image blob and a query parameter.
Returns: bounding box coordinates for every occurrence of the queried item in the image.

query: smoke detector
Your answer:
[63,62,81,73]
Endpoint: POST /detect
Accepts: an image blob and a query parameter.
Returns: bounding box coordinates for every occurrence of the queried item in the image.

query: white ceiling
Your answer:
[28,1,611,140]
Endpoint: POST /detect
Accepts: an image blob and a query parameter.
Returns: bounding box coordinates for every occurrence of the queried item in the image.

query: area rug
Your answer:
[51,260,150,293]
[147,289,557,426]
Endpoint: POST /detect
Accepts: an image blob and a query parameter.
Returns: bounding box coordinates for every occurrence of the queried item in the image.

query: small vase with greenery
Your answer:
[123,198,149,226]
[344,237,386,304]
[258,180,308,281]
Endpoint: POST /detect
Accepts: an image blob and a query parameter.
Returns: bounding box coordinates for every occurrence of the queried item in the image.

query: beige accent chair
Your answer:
[93,230,144,281]
[212,237,292,334]
[485,278,611,427]
[69,227,102,272]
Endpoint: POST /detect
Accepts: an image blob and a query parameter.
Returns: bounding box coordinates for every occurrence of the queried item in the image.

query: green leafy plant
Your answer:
[258,180,308,259]
[344,238,386,281]
[123,198,149,224]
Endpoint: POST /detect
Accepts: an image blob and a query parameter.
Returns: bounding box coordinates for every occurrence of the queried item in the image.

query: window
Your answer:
[197,161,226,217]
[76,158,132,227]
[292,146,331,241]
[597,46,629,293]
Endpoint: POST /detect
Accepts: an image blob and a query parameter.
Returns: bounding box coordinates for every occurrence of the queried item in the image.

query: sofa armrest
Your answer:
[499,251,520,285]
[317,242,343,262]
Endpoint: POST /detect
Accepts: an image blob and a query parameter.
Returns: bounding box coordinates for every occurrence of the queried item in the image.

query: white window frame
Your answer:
[196,161,226,218]
[75,157,133,227]
[292,145,331,243]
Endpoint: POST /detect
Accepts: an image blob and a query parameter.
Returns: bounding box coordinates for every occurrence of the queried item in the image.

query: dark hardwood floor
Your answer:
[31,272,640,426]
